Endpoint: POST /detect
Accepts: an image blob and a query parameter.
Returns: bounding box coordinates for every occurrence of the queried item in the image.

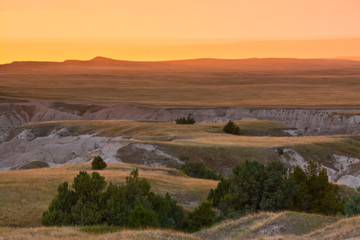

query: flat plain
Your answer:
[0,58,360,108]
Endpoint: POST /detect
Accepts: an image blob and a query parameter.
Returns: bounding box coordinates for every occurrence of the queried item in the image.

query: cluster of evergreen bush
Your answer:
[91,156,107,170]
[42,159,355,232]
[208,159,344,218]
[290,160,344,215]
[42,169,216,232]
[42,169,184,229]
[175,115,196,124]
[181,161,222,180]
[223,120,241,135]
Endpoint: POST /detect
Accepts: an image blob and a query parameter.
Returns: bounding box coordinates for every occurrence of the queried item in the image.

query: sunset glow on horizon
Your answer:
[1,0,360,63]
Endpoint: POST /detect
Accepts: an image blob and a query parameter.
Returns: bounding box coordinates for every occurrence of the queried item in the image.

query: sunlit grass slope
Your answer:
[195,211,338,240]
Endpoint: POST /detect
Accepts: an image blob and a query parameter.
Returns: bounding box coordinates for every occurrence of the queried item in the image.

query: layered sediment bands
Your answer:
[246,109,360,135]
[0,100,359,142]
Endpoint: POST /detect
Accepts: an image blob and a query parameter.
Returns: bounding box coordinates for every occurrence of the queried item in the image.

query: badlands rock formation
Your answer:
[1,100,359,142]
[1,100,359,188]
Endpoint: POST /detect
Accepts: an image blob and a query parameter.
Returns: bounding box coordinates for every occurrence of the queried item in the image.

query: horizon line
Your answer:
[3,55,360,65]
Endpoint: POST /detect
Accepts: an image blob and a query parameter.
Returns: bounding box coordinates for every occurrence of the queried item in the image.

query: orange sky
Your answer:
[1,0,360,63]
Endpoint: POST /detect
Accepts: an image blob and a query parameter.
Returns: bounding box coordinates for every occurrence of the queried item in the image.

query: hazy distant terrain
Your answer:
[1,57,360,107]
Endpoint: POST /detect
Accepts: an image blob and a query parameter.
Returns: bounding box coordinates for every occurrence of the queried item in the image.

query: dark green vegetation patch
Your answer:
[223,120,241,135]
[208,159,344,218]
[175,115,196,124]
[181,161,222,180]
[91,156,107,170]
[42,169,215,232]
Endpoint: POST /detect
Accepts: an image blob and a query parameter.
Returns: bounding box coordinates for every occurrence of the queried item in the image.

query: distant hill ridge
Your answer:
[2,56,360,70]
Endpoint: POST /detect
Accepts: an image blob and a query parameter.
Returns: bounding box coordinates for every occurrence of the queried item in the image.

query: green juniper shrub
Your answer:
[289,159,344,215]
[41,182,76,226]
[228,160,266,213]
[175,114,196,124]
[72,198,103,225]
[344,195,360,217]
[127,204,159,229]
[91,156,107,170]
[148,192,184,229]
[101,183,129,226]
[259,161,298,211]
[181,161,222,180]
[183,200,216,232]
[207,178,230,207]
[223,120,241,135]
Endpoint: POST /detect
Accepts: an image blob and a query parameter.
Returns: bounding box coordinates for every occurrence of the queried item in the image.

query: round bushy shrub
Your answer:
[91,156,107,170]
[223,120,240,135]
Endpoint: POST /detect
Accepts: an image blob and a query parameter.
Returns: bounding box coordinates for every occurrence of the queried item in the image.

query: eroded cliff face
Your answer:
[247,109,360,135]
[155,108,360,135]
[1,101,359,142]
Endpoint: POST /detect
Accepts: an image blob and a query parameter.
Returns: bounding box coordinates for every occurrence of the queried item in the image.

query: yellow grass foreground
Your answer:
[0,227,198,240]
[1,212,360,240]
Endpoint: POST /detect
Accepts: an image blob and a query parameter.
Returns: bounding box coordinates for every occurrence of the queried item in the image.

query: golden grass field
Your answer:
[1,58,360,108]
[0,163,217,227]
[170,135,344,148]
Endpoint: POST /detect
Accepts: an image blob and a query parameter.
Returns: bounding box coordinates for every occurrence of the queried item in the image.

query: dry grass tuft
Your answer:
[0,227,199,240]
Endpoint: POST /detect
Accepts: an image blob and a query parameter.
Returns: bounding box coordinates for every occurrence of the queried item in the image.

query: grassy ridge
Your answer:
[9,120,344,147]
